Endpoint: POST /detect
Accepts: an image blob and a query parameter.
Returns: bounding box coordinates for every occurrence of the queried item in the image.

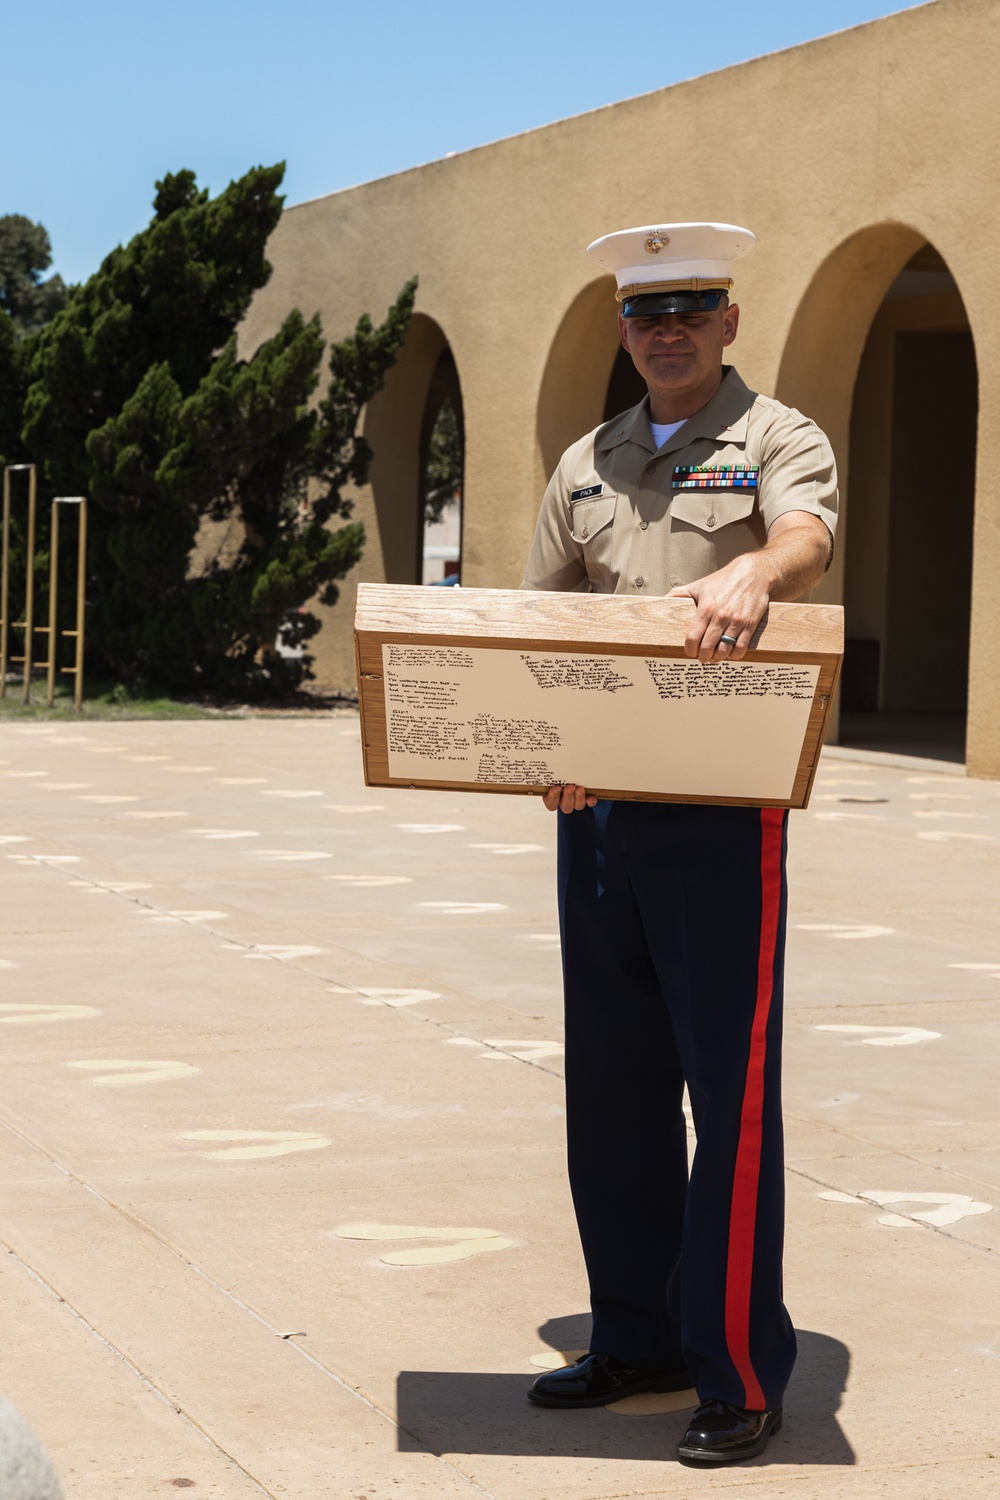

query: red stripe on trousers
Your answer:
[723,807,784,1411]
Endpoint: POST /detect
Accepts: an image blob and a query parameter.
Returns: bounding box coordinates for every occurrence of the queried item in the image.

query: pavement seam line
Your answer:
[901,1151,1000,1198]
[0,1112,501,1500]
[787,998,1000,1019]
[27,847,1000,1099]
[38,839,1000,1079]
[785,1105,1000,1208]
[787,1161,999,1256]
[15,859,997,1150]
[35,855,570,1078]
[0,1230,276,1498]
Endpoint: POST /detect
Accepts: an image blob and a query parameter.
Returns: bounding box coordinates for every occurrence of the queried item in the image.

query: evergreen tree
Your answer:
[16,166,414,695]
[0,307,22,467]
[0,216,68,339]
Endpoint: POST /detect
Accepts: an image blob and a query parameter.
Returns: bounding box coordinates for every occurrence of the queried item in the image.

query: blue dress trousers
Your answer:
[557,797,797,1411]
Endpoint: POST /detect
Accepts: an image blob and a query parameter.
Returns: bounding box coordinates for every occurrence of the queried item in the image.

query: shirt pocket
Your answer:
[568,493,618,588]
[669,488,757,534]
[569,493,617,546]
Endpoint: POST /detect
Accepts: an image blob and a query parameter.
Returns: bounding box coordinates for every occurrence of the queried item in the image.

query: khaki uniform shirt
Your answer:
[521,366,838,595]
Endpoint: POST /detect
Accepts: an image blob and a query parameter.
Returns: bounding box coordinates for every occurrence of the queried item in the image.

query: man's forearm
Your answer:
[746,521,832,602]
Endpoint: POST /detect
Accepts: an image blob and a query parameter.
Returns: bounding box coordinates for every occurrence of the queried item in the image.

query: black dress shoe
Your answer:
[528,1352,692,1409]
[677,1400,782,1464]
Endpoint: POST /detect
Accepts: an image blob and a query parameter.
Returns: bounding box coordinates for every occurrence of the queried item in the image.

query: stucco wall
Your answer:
[241,0,1000,776]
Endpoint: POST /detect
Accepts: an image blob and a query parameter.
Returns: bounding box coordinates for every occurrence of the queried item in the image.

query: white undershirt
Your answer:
[649,418,687,449]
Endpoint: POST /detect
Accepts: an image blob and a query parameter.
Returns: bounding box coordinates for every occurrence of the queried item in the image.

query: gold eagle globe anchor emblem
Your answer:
[644,230,671,254]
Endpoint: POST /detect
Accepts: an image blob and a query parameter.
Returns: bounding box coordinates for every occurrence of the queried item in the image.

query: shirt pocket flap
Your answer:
[569,494,617,543]
[670,488,757,533]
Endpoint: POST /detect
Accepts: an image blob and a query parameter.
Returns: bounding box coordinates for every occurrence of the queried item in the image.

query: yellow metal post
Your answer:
[51,498,88,712]
[3,464,38,701]
[0,469,9,698]
[74,499,87,711]
[21,466,36,702]
[46,500,60,706]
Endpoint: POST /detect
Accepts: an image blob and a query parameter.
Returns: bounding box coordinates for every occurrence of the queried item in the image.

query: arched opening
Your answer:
[536,277,623,487]
[604,344,647,422]
[418,347,464,584]
[840,245,976,759]
[363,313,464,585]
[776,224,978,762]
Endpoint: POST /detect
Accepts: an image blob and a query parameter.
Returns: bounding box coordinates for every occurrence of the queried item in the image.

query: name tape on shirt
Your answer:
[672,465,759,490]
[569,484,605,502]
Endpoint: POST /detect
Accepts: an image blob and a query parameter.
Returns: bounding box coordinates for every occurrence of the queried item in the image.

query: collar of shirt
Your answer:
[595,365,755,458]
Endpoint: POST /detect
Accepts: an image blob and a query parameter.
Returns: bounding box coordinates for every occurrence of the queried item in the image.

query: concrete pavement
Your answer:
[1,714,998,1498]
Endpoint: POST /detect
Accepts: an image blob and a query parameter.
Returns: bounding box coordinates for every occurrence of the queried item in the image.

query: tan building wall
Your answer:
[240,0,1000,777]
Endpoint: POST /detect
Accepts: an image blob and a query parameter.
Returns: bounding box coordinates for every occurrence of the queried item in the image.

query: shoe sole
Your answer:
[677,1410,782,1465]
[528,1372,694,1409]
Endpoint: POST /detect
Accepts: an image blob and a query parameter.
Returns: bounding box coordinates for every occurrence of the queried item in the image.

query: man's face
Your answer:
[618,302,740,403]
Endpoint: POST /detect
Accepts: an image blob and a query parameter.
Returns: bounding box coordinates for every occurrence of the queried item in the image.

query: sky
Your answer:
[5,0,925,286]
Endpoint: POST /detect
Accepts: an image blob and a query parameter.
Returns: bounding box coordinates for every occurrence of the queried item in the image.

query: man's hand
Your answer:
[667,553,770,661]
[543,784,597,813]
[667,512,832,662]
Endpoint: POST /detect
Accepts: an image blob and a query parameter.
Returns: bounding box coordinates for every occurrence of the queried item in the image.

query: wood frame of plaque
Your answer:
[354,584,844,810]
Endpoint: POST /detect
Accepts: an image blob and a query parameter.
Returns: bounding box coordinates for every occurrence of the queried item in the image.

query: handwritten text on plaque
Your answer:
[383,645,819,802]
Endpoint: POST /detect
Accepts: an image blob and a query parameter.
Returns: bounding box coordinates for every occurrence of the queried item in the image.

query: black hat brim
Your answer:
[621,289,728,318]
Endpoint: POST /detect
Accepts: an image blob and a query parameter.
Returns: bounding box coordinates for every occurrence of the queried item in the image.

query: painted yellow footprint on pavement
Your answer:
[0,1004,100,1024]
[819,1188,993,1228]
[446,1037,564,1062]
[68,1060,198,1087]
[180,1130,331,1160]
[815,1024,941,1047]
[528,1348,588,1370]
[608,1389,697,1416]
[335,1222,514,1266]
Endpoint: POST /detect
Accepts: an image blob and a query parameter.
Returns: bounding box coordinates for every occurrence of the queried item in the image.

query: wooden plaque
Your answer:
[354,584,843,809]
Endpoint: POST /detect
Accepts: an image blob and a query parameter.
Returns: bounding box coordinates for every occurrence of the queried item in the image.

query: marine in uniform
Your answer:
[520,223,838,1465]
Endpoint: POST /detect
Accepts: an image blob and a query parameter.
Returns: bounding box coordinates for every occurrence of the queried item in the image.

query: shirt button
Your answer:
[580,526,590,538]
[639,520,649,530]
[706,515,716,528]
[635,575,645,588]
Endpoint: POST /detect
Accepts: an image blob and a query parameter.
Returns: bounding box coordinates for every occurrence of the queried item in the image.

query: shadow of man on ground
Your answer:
[396,1316,854,1466]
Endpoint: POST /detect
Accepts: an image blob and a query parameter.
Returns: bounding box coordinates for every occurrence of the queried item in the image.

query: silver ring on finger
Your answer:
[719,634,738,647]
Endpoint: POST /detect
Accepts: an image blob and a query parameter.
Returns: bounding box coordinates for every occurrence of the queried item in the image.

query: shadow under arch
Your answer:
[364,311,463,584]
[776,223,931,427]
[774,222,933,607]
[536,276,622,489]
[778,223,978,758]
